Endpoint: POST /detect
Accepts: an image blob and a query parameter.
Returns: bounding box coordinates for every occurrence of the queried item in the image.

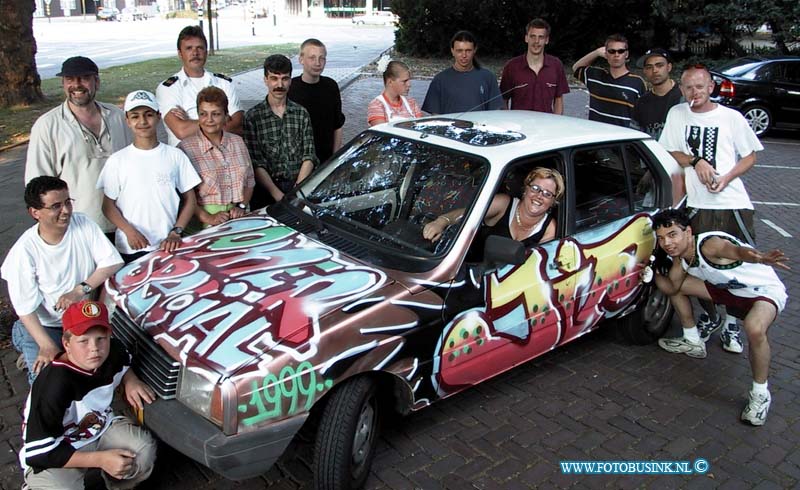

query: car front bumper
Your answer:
[143,397,307,480]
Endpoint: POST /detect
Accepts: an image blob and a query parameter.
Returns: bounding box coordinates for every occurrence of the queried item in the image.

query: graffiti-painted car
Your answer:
[107,112,681,488]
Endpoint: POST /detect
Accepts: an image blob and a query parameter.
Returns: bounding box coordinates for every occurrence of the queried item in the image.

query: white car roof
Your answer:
[374,110,651,162]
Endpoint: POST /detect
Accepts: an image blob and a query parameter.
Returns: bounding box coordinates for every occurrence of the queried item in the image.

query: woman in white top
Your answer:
[367,60,424,126]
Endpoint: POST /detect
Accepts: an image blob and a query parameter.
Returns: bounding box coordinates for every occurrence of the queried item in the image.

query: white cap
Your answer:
[124,90,159,112]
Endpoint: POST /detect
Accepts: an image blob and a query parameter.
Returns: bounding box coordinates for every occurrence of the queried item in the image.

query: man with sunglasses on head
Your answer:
[572,34,646,128]
[659,63,764,354]
[1,177,123,384]
[25,56,132,241]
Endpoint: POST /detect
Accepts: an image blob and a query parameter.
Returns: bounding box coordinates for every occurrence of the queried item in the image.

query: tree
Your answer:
[0,0,43,107]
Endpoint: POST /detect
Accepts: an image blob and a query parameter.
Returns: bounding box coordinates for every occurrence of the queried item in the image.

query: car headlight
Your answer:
[177,366,223,426]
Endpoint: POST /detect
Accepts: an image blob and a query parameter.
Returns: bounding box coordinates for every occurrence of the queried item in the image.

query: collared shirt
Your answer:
[573,65,646,127]
[243,99,318,182]
[155,69,243,146]
[500,54,570,113]
[178,130,255,206]
[25,101,132,233]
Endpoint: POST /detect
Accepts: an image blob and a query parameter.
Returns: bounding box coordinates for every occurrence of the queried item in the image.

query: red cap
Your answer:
[62,300,111,336]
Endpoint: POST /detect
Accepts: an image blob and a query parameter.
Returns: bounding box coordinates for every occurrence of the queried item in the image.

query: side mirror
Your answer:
[483,235,526,268]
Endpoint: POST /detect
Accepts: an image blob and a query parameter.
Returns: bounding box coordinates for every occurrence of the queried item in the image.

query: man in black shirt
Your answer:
[288,38,346,163]
[632,48,682,139]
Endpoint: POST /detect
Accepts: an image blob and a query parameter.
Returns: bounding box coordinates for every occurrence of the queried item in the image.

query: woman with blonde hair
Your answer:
[367,60,424,126]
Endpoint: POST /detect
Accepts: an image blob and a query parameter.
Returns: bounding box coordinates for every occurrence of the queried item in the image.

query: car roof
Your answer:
[374,111,649,160]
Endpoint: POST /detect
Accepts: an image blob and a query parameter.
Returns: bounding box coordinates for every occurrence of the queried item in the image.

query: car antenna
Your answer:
[454,83,528,120]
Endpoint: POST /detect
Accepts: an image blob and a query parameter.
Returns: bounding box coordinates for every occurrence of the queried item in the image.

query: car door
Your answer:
[560,143,657,343]
[772,61,800,128]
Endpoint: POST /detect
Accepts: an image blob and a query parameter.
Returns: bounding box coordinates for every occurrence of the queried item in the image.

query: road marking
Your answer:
[757,165,800,169]
[760,219,792,238]
[762,139,800,147]
[753,201,800,206]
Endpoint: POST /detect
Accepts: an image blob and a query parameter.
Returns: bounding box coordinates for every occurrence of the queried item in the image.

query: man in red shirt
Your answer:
[500,19,570,114]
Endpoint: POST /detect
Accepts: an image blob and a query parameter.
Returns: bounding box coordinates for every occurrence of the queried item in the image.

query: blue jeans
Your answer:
[11,320,63,385]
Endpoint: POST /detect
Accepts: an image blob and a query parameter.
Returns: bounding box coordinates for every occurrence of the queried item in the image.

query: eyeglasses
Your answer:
[527,184,555,199]
[40,198,75,212]
[606,48,628,55]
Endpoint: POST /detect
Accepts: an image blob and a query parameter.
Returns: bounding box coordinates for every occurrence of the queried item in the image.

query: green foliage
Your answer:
[394,0,800,57]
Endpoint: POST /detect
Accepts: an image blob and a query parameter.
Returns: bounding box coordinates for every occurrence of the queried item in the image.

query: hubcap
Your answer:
[351,398,375,467]
[745,108,769,135]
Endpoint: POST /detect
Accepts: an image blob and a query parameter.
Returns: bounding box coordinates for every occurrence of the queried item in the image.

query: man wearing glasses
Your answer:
[572,34,647,128]
[25,57,132,241]
[0,177,123,384]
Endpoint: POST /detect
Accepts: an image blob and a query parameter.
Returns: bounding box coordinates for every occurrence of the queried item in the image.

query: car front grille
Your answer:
[111,310,181,399]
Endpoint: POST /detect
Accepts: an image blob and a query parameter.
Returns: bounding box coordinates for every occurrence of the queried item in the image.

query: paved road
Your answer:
[1,78,799,488]
[34,10,394,79]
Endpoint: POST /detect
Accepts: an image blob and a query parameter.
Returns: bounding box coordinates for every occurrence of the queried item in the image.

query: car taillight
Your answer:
[719,80,735,97]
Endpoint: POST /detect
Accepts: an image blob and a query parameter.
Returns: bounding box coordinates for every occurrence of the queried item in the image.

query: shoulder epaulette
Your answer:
[161,76,179,87]
[213,73,232,82]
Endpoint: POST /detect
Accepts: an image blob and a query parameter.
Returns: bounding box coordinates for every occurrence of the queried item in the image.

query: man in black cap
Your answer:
[25,56,132,239]
[632,48,682,139]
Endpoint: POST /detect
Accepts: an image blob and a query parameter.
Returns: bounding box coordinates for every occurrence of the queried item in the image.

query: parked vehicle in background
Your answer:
[107,112,680,489]
[96,7,120,21]
[121,7,147,21]
[352,10,397,25]
[711,56,800,136]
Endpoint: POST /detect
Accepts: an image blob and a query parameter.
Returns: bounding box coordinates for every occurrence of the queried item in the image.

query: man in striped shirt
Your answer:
[572,34,646,127]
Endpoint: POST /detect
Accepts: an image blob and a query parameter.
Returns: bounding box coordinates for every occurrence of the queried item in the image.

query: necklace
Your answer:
[515,207,541,229]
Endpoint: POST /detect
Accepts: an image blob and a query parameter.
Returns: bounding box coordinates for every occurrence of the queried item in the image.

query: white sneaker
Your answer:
[741,390,771,426]
[721,323,743,354]
[658,337,707,359]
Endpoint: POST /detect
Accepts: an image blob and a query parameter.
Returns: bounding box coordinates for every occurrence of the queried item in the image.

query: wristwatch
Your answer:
[170,226,184,236]
[80,282,92,295]
[690,156,701,168]
[235,202,247,210]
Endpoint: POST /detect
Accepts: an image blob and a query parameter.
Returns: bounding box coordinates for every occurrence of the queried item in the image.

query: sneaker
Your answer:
[721,323,744,354]
[658,337,707,359]
[741,390,771,426]
[697,313,723,342]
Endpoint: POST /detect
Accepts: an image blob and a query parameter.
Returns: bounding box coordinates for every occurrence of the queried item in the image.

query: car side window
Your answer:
[777,62,800,83]
[573,146,630,230]
[753,64,776,82]
[624,145,659,212]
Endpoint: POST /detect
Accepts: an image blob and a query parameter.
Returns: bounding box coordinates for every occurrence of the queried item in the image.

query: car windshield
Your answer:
[716,58,763,77]
[275,132,488,270]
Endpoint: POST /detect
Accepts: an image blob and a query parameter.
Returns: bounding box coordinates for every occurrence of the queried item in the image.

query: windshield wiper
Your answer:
[294,187,329,235]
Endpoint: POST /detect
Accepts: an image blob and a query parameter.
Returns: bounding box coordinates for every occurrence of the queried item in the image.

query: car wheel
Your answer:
[313,376,380,490]
[743,105,771,137]
[614,285,673,345]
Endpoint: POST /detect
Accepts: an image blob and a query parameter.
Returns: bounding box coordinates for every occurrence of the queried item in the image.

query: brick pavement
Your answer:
[1,75,799,489]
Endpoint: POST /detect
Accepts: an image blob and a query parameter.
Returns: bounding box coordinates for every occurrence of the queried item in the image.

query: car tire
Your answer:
[614,285,673,345]
[743,105,772,137]
[313,376,380,490]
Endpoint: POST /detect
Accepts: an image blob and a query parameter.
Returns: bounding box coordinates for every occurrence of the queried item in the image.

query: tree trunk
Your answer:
[0,0,44,107]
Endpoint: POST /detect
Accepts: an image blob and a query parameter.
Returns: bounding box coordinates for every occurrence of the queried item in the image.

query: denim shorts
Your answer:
[11,320,63,385]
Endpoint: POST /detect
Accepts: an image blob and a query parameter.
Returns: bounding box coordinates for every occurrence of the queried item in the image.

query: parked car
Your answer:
[107,112,680,488]
[352,10,397,25]
[120,6,147,21]
[96,7,120,21]
[711,56,800,136]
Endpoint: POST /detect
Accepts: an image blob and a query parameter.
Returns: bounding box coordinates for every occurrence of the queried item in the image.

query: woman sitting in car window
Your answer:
[422,167,563,246]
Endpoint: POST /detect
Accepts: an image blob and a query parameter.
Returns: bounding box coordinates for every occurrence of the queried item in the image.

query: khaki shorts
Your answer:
[688,207,756,246]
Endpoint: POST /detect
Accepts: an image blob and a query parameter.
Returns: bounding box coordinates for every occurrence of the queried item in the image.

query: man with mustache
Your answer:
[156,25,243,146]
[25,56,132,239]
[244,54,317,204]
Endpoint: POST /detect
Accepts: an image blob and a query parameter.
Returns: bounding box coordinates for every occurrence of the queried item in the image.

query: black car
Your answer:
[711,56,800,136]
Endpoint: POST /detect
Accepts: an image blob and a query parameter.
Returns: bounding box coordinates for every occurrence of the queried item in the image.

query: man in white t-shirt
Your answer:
[659,64,764,353]
[156,25,243,146]
[98,90,200,263]
[0,176,123,384]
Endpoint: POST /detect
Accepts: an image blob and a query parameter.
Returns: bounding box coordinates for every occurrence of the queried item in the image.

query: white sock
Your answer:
[683,326,701,343]
[725,314,740,331]
[752,380,769,395]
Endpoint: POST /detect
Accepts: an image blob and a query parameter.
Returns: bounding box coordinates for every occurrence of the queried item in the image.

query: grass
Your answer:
[0,43,297,148]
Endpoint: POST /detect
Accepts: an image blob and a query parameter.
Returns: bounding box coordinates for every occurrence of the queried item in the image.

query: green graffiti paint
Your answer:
[210,226,293,250]
[237,361,333,426]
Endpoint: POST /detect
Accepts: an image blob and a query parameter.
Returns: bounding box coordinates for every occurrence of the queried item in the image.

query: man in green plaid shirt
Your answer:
[244,54,318,203]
